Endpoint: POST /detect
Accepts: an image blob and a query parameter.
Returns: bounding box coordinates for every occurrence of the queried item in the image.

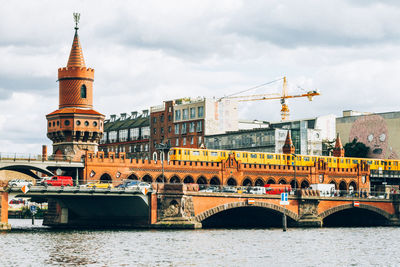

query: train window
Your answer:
[210,152,218,156]
[236,153,240,158]
[244,153,248,158]
[267,155,274,159]
[367,160,372,165]
[304,157,310,161]
[395,162,398,166]
[192,151,200,156]
[389,162,392,166]
[250,154,257,158]
[333,159,336,163]
[277,155,280,159]
[341,159,344,163]
[222,152,226,157]
[312,157,316,161]
[178,150,181,155]
[328,159,331,162]
[352,160,358,164]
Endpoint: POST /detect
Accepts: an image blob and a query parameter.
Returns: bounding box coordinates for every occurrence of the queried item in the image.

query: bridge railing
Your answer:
[0,152,75,163]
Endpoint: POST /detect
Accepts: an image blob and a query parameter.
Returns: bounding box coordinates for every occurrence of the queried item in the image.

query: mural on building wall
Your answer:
[349,115,398,159]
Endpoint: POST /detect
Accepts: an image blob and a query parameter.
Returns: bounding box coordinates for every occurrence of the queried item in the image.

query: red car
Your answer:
[42,176,73,186]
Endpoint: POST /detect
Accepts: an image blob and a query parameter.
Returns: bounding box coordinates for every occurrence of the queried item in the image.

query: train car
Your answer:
[169,147,400,172]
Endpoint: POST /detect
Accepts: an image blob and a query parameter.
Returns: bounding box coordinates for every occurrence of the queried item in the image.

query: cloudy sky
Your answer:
[1,0,400,155]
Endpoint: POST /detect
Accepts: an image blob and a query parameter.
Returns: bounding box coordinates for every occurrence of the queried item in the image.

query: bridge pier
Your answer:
[153,184,201,229]
[0,190,11,230]
[297,198,323,227]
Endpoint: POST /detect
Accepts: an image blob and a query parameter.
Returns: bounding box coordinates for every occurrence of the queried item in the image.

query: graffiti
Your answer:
[349,115,398,159]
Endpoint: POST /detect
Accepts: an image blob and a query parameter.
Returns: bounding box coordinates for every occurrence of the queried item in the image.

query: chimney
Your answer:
[42,145,48,161]
[131,111,138,119]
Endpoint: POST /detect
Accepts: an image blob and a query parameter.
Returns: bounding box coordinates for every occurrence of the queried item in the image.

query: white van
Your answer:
[249,186,266,195]
[310,184,335,197]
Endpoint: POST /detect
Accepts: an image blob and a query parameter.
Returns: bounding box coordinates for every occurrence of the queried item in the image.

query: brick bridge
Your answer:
[153,184,400,228]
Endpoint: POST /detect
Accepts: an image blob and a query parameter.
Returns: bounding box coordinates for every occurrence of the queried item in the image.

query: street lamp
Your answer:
[291,153,297,193]
[155,142,171,183]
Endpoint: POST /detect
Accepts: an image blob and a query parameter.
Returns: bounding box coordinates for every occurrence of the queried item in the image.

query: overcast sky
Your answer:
[1,0,400,155]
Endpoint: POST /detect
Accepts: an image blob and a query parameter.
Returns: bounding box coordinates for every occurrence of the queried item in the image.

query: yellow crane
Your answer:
[224,76,320,121]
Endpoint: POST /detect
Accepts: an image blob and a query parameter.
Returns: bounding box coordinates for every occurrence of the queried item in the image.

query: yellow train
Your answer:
[169,147,399,171]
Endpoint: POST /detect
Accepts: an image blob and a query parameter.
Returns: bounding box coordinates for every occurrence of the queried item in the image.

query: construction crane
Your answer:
[223,76,320,121]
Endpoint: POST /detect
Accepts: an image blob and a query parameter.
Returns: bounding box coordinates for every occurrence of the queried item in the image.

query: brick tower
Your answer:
[332,133,345,157]
[46,14,104,161]
[282,130,295,154]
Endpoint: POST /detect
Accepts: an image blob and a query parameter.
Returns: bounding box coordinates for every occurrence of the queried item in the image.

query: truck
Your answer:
[264,184,292,195]
[310,184,335,197]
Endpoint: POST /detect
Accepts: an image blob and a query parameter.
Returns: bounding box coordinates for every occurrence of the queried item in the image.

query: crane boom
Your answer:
[224,76,320,121]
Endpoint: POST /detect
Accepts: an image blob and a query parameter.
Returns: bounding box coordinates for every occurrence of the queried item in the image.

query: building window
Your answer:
[168,115,171,121]
[153,117,157,123]
[183,137,186,146]
[168,106,172,112]
[175,124,180,134]
[175,110,181,121]
[109,131,117,143]
[80,84,87,98]
[196,121,202,132]
[161,127,164,134]
[168,126,172,133]
[153,128,156,134]
[175,138,179,146]
[145,144,149,151]
[198,136,202,145]
[190,137,194,145]
[189,122,195,132]
[161,114,164,123]
[182,123,187,134]
[198,106,204,117]
[130,128,139,140]
[182,109,188,120]
[142,127,150,139]
[119,129,128,142]
[190,108,196,119]
[93,121,97,127]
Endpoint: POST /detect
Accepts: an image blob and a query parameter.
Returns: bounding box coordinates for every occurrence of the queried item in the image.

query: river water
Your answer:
[1,219,400,266]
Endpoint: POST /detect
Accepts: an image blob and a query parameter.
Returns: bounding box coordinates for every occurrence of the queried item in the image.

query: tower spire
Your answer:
[67,13,85,68]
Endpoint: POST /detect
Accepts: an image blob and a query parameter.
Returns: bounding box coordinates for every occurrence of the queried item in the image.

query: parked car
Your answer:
[200,186,220,193]
[249,186,266,195]
[116,180,140,189]
[41,176,73,187]
[8,179,33,188]
[221,186,237,193]
[81,182,113,189]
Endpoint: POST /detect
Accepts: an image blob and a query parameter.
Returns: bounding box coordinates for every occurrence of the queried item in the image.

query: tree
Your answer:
[344,138,370,158]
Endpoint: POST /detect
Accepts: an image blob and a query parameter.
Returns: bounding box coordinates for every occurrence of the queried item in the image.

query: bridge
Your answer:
[0,153,84,180]
[1,184,399,230]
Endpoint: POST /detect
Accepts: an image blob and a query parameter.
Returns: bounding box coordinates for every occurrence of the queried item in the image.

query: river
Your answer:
[1,219,399,266]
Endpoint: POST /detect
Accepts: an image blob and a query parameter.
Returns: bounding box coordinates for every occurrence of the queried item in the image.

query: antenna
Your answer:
[73,13,81,30]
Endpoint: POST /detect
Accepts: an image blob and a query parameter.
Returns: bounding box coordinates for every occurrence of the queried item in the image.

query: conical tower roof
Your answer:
[67,30,86,68]
[334,133,343,149]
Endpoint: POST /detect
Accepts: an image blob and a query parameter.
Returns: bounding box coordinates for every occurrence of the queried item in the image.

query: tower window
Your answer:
[81,84,87,99]
[84,121,89,126]
[93,121,98,127]
[64,120,70,126]
[48,122,51,127]
[76,120,81,126]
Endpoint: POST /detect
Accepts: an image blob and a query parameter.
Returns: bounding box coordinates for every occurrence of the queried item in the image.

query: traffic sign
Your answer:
[353,201,360,207]
[280,192,289,205]
[30,205,37,215]
[21,185,29,194]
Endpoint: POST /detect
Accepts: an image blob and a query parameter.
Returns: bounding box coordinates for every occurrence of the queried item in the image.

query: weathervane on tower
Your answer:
[73,12,80,30]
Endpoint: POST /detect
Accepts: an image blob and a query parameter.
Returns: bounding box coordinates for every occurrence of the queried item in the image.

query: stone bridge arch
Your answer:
[0,165,54,179]
[195,201,299,223]
[319,204,392,221]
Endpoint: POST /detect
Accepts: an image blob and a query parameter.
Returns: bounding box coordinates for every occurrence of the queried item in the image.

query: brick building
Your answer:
[150,97,238,156]
[99,111,150,159]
